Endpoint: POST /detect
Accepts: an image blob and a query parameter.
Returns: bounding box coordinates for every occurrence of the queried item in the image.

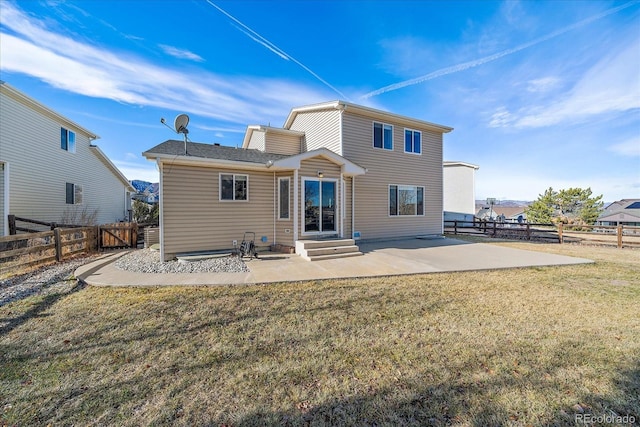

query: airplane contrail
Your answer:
[361,0,639,99]
[206,0,350,101]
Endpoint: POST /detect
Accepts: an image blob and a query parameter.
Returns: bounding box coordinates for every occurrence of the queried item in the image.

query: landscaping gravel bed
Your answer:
[113,249,249,274]
[0,255,100,307]
[0,250,249,307]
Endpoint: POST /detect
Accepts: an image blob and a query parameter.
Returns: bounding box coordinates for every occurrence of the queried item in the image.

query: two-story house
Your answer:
[143,101,453,261]
[0,81,135,235]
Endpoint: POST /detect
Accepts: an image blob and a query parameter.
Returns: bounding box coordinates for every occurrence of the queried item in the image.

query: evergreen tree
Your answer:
[525,187,603,224]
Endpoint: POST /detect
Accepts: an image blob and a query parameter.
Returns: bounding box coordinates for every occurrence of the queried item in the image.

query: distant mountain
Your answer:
[130,180,159,203]
[475,200,531,207]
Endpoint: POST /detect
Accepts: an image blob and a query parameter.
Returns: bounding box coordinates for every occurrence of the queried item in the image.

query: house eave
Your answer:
[145,152,275,171]
[283,100,453,134]
[0,81,100,140]
[241,125,305,149]
[271,148,366,176]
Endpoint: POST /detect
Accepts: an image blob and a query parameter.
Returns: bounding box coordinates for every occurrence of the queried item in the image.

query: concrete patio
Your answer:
[75,237,593,287]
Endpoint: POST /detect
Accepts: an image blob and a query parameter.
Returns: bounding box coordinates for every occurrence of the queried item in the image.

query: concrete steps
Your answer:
[295,239,363,261]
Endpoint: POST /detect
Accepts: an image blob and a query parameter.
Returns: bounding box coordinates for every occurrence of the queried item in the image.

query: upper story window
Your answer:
[66,183,83,204]
[220,174,248,201]
[61,128,76,153]
[404,129,421,154]
[373,122,393,150]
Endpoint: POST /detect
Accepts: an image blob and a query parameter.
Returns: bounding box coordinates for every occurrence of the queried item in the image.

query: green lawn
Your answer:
[1,241,639,426]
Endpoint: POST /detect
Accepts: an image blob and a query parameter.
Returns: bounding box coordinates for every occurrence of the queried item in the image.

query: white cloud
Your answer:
[609,137,640,157]
[526,76,560,93]
[0,2,332,126]
[513,41,640,128]
[158,44,204,62]
[362,1,638,99]
[488,107,515,128]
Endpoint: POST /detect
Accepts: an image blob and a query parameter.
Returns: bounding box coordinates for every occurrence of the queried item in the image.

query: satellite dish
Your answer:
[174,114,189,134]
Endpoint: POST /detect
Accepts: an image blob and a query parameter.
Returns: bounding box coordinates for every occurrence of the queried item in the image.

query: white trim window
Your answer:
[373,122,393,150]
[278,177,290,220]
[66,183,83,204]
[389,185,424,216]
[61,128,76,153]
[404,129,421,154]
[220,173,248,201]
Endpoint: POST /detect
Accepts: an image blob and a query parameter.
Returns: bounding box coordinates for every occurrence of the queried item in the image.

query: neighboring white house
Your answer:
[0,81,134,235]
[443,161,479,222]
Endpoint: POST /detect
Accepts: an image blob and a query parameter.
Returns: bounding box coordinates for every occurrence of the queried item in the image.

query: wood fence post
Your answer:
[8,215,16,235]
[454,220,458,235]
[526,223,531,240]
[558,223,563,244]
[492,221,496,237]
[617,225,623,249]
[96,225,101,251]
[54,228,63,262]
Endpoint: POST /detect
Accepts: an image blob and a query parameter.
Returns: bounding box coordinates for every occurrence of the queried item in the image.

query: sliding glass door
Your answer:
[303,179,336,234]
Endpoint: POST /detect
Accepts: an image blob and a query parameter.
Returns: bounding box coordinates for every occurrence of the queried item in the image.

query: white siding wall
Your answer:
[246,130,265,151]
[0,89,129,226]
[0,89,126,223]
[289,109,342,155]
[443,164,476,215]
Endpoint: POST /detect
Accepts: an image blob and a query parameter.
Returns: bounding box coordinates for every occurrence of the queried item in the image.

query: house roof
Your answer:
[443,161,479,170]
[283,100,454,134]
[598,198,640,221]
[143,140,289,164]
[143,140,366,176]
[0,81,99,139]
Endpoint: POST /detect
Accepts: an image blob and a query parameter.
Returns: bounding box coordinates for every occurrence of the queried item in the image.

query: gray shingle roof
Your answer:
[143,140,289,164]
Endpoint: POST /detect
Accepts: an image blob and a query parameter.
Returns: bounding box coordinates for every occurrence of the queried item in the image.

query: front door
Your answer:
[303,179,336,234]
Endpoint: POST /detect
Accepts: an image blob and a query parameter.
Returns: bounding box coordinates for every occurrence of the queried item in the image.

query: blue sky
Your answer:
[1,0,639,202]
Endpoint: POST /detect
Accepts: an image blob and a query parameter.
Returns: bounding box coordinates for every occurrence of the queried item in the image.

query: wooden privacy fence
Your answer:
[0,226,98,274]
[444,220,640,248]
[100,222,138,249]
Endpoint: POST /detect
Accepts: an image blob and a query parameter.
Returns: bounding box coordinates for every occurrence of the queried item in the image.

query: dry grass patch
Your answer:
[1,242,639,426]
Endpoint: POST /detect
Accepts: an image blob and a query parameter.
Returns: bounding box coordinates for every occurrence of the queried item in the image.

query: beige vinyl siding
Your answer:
[265,133,301,156]
[274,172,294,247]
[0,89,130,226]
[288,109,342,155]
[246,130,265,151]
[161,163,275,260]
[298,157,342,237]
[342,112,443,240]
